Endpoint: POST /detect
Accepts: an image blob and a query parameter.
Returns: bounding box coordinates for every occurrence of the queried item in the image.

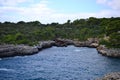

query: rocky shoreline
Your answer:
[97,45,120,58]
[0,44,38,58]
[0,38,120,79]
[96,72,120,80]
[0,38,120,58]
[0,38,100,58]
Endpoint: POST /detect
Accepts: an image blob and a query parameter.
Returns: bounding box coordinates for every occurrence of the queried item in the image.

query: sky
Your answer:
[0,0,120,24]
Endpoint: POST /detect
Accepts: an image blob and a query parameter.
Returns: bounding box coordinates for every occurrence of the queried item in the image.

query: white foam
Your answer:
[0,58,2,60]
[74,49,82,52]
[0,68,15,72]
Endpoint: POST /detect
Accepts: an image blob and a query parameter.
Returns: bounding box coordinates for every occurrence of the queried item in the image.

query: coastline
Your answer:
[96,72,120,80]
[0,38,120,58]
[0,38,120,79]
[0,38,98,58]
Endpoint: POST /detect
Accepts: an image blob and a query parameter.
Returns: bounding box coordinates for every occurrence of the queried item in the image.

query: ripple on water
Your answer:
[0,68,15,72]
[74,49,82,52]
[0,46,120,80]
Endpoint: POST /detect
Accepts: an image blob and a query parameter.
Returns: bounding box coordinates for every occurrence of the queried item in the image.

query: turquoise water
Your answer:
[0,46,120,80]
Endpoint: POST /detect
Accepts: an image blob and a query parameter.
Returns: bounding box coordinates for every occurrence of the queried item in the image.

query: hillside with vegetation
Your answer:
[0,17,120,48]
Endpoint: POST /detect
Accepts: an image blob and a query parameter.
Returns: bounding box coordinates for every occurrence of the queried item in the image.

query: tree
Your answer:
[67,20,71,24]
[27,21,41,26]
[106,20,120,48]
[17,21,26,24]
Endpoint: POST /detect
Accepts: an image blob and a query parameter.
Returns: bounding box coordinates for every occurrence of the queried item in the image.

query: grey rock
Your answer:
[0,44,38,58]
[1,38,119,58]
[37,41,55,50]
[15,45,39,55]
[90,43,99,48]
[97,45,120,58]
[96,72,120,80]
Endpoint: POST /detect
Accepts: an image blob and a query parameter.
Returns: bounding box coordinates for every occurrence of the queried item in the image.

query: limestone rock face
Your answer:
[37,41,55,50]
[53,38,99,48]
[90,43,99,48]
[97,45,120,58]
[0,44,38,58]
[0,45,16,57]
[0,39,86,58]
[96,72,120,80]
[54,38,74,47]
[0,38,119,58]
[15,45,38,55]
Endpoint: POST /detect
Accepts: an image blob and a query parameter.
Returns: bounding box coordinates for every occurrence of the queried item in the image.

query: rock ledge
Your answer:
[97,45,120,58]
[96,72,120,80]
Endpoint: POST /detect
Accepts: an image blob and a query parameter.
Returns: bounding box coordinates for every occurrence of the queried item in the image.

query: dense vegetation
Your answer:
[0,17,120,48]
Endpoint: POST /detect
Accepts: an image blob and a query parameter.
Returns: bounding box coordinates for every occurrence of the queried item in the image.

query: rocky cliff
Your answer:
[0,38,120,58]
[96,72,120,80]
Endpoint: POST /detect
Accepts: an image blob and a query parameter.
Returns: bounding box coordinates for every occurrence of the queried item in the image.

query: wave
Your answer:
[0,68,15,72]
[74,49,82,52]
[0,58,2,60]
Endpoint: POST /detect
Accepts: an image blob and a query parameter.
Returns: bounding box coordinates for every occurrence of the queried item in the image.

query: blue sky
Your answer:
[49,0,106,13]
[0,0,120,23]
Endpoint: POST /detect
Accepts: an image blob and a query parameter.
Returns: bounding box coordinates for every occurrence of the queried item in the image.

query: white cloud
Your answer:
[26,2,54,15]
[96,10,120,17]
[0,0,56,23]
[0,0,28,6]
[108,0,120,10]
[97,0,120,10]
[0,0,120,23]
[96,0,107,4]
[0,0,53,15]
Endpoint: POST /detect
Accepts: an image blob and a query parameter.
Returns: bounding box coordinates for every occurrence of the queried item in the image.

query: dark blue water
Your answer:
[0,46,120,80]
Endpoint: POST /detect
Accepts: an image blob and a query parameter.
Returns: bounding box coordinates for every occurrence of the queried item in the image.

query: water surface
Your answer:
[0,46,120,80]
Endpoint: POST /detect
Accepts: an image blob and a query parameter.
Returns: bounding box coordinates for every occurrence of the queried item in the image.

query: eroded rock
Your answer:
[97,45,120,58]
[0,44,38,58]
[0,38,119,58]
[96,72,120,80]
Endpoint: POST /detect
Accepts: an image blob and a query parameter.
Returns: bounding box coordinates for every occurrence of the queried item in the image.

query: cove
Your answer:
[0,46,120,80]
